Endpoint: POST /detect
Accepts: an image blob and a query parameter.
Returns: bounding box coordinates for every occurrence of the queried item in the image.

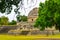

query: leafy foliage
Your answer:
[0,0,21,14]
[8,20,17,25]
[21,15,27,22]
[0,16,17,25]
[16,14,27,22]
[34,0,60,30]
[0,0,37,14]
[0,16,8,25]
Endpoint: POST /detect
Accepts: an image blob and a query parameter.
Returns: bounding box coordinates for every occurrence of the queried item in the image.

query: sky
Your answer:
[0,0,45,22]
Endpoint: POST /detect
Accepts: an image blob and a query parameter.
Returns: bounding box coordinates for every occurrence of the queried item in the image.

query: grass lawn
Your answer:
[0,34,60,40]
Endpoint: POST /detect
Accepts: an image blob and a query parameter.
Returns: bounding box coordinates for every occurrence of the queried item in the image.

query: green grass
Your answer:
[0,34,60,40]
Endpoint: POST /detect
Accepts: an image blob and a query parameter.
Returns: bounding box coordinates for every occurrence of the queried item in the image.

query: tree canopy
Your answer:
[0,0,21,14]
[0,16,8,25]
[8,20,17,25]
[16,14,27,22]
[0,16,17,25]
[0,0,37,14]
[34,0,60,31]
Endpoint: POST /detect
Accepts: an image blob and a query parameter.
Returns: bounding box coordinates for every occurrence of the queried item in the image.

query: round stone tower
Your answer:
[28,8,38,23]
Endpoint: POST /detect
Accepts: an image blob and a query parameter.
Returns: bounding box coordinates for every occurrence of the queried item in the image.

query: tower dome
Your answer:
[28,8,38,22]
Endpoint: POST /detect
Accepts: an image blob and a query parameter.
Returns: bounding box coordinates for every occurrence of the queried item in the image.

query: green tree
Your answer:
[8,20,17,25]
[16,12,21,22]
[16,14,27,22]
[21,15,27,22]
[0,0,37,14]
[34,0,60,31]
[0,16,9,25]
[0,0,21,14]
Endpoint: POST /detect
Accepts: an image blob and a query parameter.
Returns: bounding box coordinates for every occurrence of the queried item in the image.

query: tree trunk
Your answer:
[58,26,60,32]
[52,30,54,35]
[46,30,49,36]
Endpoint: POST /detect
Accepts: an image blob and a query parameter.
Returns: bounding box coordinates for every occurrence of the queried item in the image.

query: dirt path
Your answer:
[35,38,60,40]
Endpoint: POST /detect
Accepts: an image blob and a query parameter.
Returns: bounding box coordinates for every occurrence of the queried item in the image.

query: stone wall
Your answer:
[0,25,18,33]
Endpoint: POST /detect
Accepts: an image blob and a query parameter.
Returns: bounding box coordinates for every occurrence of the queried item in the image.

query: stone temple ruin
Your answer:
[8,8,40,35]
[17,7,38,30]
[7,7,59,35]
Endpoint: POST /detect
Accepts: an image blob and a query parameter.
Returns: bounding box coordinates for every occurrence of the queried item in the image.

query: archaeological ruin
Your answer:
[0,7,59,35]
